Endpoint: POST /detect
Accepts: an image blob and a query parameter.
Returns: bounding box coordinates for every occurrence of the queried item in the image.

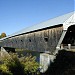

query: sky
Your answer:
[0,0,75,35]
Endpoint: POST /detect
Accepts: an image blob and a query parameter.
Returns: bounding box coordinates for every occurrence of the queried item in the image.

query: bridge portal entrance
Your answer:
[62,25,75,49]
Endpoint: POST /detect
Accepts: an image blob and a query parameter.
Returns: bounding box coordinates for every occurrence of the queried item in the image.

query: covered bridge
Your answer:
[0,11,75,54]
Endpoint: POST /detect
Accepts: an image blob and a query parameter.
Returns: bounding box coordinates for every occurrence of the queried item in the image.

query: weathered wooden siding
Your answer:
[0,25,63,53]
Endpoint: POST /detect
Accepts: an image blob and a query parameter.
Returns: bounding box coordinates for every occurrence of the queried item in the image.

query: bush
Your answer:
[0,52,40,75]
[0,64,13,75]
[20,54,40,75]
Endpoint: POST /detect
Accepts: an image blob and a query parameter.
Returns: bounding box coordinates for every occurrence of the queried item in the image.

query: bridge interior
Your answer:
[62,25,75,49]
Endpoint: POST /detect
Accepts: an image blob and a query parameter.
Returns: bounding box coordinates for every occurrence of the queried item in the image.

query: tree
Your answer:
[0,33,6,38]
[0,35,1,39]
[0,53,40,75]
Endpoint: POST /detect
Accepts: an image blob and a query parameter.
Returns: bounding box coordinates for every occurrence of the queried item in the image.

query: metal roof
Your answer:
[0,11,74,40]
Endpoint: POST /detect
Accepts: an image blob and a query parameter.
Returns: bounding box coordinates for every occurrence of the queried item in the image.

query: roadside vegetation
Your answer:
[1,48,75,75]
[0,52,40,75]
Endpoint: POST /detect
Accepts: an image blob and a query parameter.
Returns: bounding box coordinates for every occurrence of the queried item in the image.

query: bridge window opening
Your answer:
[16,41,17,43]
[44,37,48,42]
[29,39,31,42]
[62,25,75,49]
[21,40,23,42]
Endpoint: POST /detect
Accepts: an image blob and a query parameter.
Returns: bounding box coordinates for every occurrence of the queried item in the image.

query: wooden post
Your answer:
[68,44,71,49]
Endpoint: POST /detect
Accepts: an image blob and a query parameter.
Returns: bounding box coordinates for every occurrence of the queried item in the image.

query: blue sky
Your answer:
[0,0,74,35]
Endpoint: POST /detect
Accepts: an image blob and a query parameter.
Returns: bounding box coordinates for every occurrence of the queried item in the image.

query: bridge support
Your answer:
[0,47,10,58]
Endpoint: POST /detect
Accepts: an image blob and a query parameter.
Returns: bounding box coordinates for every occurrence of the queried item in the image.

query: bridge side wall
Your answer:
[0,25,63,53]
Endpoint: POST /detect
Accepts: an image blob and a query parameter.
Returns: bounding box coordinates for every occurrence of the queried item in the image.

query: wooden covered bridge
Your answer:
[0,11,75,54]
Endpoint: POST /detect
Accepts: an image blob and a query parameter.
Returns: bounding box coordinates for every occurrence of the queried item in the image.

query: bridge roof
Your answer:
[0,11,74,40]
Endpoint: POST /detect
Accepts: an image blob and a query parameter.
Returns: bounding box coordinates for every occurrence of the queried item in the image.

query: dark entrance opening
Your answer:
[4,47,15,53]
[62,25,75,47]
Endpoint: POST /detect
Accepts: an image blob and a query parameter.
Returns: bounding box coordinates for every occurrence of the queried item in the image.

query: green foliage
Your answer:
[0,32,6,39]
[7,53,24,75]
[0,64,9,72]
[0,64,13,75]
[0,52,40,75]
[20,55,40,74]
[0,35,1,39]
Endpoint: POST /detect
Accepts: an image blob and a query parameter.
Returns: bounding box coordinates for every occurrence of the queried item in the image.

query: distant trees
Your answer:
[0,33,6,39]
